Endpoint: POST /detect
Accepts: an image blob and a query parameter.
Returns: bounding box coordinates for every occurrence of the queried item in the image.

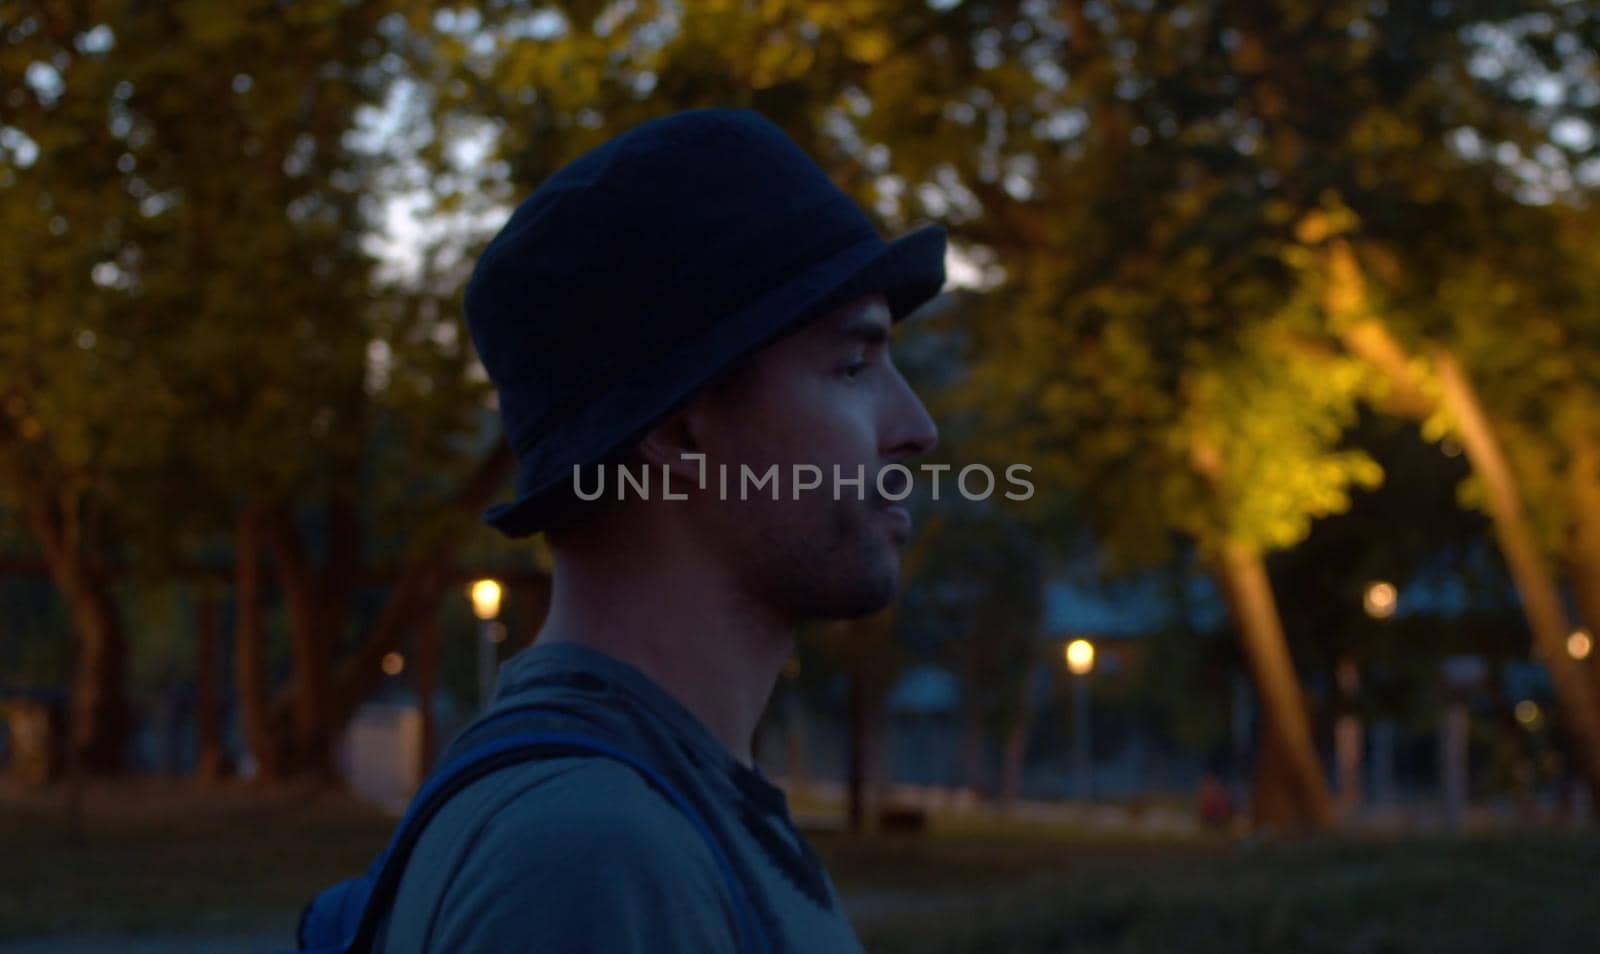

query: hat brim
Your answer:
[482,223,948,539]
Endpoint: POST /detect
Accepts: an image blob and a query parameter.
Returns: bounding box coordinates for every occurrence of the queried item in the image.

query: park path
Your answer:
[0,889,953,953]
[0,932,290,953]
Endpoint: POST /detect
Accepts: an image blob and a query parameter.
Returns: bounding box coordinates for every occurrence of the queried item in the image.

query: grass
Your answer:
[0,779,394,940]
[821,827,1600,952]
[4,779,1599,952]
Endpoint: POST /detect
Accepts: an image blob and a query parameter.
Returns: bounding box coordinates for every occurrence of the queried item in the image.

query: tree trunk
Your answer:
[309,442,515,737]
[195,584,226,784]
[1186,417,1331,831]
[1333,657,1364,817]
[1434,353,1600,796]
[322,560,452,734]
[64,576,126,774]
[265,505,333,780]
[21,486,128,774]
[1215,541,1336,830]
[1330,255,1600,798]
[317,495,363,764]
[955,696,986,794]
[1250,730,1305,831]
[997,662,1037,808]
[234,504,281,781]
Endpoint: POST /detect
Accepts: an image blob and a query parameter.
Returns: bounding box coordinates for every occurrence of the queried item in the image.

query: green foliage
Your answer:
[5,0,1597,752]
[380,2,1600,747]
[926,0,1600,573]
[3,0,481,522]
[1177,319,1382,553]
[0,2,507,586]
[1431,221,1600,555]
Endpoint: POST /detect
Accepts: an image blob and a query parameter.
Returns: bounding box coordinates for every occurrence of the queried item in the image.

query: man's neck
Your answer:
[534,559,795,769]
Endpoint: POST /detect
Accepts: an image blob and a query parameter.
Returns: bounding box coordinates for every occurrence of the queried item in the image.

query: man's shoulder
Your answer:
[470,752,707,852]
[404,750,731,900]
[383,754,738,953]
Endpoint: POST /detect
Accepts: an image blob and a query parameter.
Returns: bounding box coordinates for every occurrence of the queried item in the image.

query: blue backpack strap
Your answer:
[294,705,601,952]
[333,713,769,954]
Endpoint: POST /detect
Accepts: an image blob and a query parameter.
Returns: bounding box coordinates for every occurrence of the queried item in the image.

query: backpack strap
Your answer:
[340,712,770,954]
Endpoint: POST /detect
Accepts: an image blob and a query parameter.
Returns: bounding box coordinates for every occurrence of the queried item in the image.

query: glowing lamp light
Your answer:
[1569,629,1593,661]
[470,579,503,620]
[1065,639,1095,676]
[1514,699,1541,728]
[1363,581,1398,619]
[381,652,405,676]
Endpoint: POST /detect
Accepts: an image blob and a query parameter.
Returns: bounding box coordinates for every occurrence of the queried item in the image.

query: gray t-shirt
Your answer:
[377,641,866,953]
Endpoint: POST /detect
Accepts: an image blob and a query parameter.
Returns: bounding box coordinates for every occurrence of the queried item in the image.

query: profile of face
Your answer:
[657,293,939,621]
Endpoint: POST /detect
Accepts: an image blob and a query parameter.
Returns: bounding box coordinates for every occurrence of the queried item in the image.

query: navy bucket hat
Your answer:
[466,108,947,538]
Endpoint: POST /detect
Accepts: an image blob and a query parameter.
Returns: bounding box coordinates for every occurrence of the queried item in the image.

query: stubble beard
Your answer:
[742,492,900,621]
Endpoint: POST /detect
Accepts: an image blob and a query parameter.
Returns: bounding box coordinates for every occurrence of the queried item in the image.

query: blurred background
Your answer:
[4,1,1600,951]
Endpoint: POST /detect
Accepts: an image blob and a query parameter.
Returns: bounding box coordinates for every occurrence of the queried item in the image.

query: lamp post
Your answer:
[1439,655,1486,831]
[1352,581,1397,814]
[470,579,503,711]
[1065,638,1095,801]
[1333,656,1362,816]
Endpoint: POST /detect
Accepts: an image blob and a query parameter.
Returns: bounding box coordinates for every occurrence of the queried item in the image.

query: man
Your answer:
[379,108,943,953]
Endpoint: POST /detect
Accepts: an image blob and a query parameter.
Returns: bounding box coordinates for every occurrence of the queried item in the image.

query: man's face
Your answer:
[681,293,939,621]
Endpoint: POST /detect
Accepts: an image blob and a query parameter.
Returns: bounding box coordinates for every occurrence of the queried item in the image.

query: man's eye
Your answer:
[842,357,869,378]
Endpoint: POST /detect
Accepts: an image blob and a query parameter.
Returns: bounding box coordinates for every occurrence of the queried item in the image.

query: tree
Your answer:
[1,2,512,778]
[918,0,1600,824]
[1322,227,1600,797]
[390,0,1362,826]
[2,4,187,770]
[1189,0,1600,796]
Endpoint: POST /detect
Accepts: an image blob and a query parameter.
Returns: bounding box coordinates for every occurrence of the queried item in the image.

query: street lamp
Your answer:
[1065,639,1095,676]
[470,579,503,710]
[470,579,502,620]
[1064,639,1095,801]
[1363,581,1397,620]
[1569,628,1593,661]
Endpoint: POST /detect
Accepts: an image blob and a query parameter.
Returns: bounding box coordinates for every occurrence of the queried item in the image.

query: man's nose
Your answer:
[883,370,939,461]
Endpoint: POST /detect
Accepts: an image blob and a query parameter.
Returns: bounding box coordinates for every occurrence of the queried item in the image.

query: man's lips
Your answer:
[878,503,912,536]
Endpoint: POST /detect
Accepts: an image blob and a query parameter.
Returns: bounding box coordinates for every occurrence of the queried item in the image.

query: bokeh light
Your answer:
[1065,639,1095,676]
[1364,582,1398,619]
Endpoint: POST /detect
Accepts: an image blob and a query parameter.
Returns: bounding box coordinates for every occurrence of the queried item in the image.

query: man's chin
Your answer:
[817,555,901,620]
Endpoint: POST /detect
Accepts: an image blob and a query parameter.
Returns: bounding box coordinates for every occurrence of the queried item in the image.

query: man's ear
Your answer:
[635,407,704,485]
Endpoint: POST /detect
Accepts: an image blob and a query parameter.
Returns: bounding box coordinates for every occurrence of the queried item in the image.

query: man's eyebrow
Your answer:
[835,314,890,344]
